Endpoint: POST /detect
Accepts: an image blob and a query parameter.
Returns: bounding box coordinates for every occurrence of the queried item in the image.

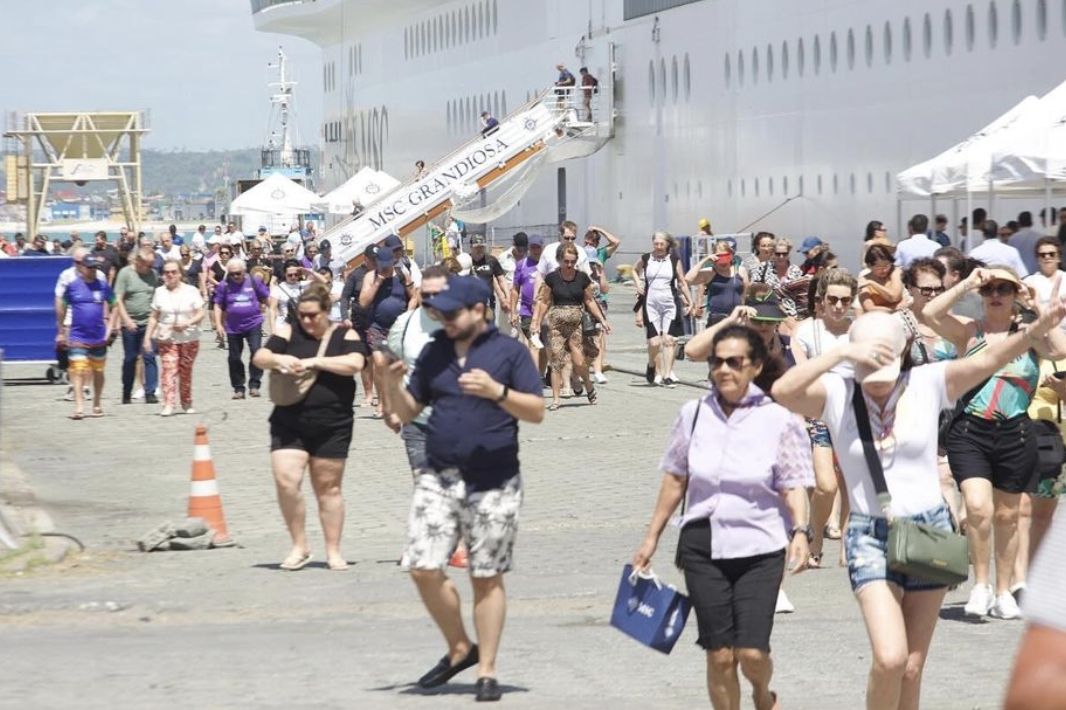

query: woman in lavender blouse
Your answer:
[633,325,813,710]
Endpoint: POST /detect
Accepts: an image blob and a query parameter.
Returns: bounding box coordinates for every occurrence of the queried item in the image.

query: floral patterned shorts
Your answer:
[402,469,522,578]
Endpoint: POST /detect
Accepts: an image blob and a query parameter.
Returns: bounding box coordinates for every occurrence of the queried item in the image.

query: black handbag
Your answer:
[674,401,702,570]
[1035,366,1066,476]
[852,384,970,586]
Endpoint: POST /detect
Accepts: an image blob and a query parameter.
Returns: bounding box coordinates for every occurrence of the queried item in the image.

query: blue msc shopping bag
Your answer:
[609,565,691,654]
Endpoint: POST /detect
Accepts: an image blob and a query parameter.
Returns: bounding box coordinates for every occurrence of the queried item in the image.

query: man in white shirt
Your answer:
[1009,211,1044,276]
[894,214,940,270]
[156,231,182,262]
[535,220,591,277]
[967,227,1029,277]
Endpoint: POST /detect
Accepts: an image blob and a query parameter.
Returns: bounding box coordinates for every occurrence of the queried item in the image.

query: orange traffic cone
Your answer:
[187,425,234,547]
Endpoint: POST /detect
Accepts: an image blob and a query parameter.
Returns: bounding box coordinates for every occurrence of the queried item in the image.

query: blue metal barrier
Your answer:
[0,257,72,362]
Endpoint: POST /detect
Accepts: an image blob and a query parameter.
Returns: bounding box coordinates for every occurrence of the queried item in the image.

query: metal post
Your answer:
[23,135,36,237]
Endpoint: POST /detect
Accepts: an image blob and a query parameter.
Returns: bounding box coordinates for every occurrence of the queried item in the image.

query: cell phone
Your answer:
[1053,371,1066,380]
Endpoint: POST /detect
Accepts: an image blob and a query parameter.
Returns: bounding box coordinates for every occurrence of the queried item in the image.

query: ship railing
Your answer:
[548,86,601,126]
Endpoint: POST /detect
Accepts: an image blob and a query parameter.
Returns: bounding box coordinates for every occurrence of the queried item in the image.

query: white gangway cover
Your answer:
[319,167,402,215]
[992,78,1066,189]
[229,173,320,215]
[896,96,1041,197]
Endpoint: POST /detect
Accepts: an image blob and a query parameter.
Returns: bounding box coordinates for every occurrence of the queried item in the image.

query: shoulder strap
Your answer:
[851,383,893,515]
[316,325,338,358]
[679,399,703,518]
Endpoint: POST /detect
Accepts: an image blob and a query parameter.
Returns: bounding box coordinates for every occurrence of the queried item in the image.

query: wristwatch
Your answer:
[496,385,509,402]
[788,525,813,543]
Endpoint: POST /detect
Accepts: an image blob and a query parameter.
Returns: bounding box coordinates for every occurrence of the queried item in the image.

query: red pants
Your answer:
[157,341,199,408]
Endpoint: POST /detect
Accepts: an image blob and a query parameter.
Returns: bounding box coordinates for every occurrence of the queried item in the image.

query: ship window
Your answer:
[781,41,789,79]
[752,47,759,85]
[649,60,656,102]
[724,53,732,87]
[737,50,745,85]
[783,175,789,194]
[754,178,760,197]
[1012,0,1023,43]
[923,13,933,57]
[797,37,805,76]
[404,28,408,59]
[865,25,873,66]
[989,2,999,47]
[684,54,691,100]
[493,0,499,34]
[768,177,774,196]
[741,179,746,197]
[966,5,976,49]
[830,31,839,71]
[727,179,733,198]
[867,172,874,193]
[358,45,363,74]
[817,174,824,195]
[451,12,458,46]
[697,180,704,198]
[944,9,955,55]
[465,6,471,43]
[903,17,913,60]
[885,171,893,193]
[1037,0,1047,39]
[766,44,774,82]
[850,173,857,195]
[813,35,821,74]
[433,17,439,53]
[847,28,855,69]
[798,175,804,195]
[659,58,667,104]
[672,55,679,101]
[447,102,452,134]
[884,22,893,63]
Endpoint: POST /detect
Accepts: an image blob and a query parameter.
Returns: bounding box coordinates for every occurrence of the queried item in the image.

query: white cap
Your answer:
[457,253,473,276]
[849,312,907,385]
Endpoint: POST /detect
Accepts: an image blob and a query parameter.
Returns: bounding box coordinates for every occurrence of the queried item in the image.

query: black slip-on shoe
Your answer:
[417,644,479,688]
[645,364,655,384]
[475,677,502,702]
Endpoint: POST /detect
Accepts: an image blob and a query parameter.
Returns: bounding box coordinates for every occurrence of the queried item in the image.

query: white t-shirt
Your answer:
[536,241,591,276]
[794,318,852,373]
[150,284,204,344]
[328,280,344,323]
[271,281,307,329]
[821,362,953,517]
[388,307,442,426]
[968,238,1029,278]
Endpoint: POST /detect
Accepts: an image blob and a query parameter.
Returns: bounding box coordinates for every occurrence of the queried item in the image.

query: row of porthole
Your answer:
[725,0,1061,87]
[648,53,692,105]
[726,172,899,199]
[348,44,363,77]
[405,0,499,61]
[447,91,508,135]
[324,61,337,92]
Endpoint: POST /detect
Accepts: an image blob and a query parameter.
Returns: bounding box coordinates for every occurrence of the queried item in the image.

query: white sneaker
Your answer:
[775,589,795,614]
[594,371,608,384]
[154,388,161,397]
[159,406,175,417]
[964,584,995,617]
[63,387,75,402]
[133,388,145,400]
[653,374,664,387]
[989,591,1023,620]
[182,406,196,415]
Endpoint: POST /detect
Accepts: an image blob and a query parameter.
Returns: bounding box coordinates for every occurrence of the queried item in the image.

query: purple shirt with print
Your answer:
[659,386,814,560]
[512,256,539,318]
[213,275,269,334]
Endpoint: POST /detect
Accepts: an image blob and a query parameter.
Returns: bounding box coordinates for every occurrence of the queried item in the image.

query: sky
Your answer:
[0,0,323,151]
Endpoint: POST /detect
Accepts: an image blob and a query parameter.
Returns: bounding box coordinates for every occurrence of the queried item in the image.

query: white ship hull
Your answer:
[253,0,1066,265]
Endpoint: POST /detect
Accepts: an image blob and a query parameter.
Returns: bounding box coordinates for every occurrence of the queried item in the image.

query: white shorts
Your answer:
[402,469,522,578]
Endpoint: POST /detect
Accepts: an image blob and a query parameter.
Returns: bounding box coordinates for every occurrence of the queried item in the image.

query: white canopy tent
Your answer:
[992,78,1066,189]
[229,173,320,215]
[318,167,402,215]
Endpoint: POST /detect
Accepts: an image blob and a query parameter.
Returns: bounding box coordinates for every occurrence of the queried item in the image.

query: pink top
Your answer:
[659,387,814,559]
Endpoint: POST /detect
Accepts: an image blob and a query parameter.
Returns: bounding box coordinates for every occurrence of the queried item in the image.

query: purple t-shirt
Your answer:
[659,387,814,560]
[64,277,116,345]
[213,275,269,334]
[512,256,539,318]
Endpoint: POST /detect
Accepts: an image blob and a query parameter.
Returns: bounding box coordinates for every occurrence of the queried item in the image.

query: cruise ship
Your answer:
[251,0,1066,266]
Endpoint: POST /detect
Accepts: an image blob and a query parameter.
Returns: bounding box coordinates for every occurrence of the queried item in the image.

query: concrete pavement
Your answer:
[0,302,1026,709]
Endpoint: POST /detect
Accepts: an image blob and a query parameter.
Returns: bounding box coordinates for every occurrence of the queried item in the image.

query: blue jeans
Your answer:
[122,324,157,398]
[227,327,263,393]
[844,504,954,593]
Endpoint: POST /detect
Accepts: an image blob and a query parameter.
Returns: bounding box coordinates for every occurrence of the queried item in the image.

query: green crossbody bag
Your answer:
[852,384,970,586]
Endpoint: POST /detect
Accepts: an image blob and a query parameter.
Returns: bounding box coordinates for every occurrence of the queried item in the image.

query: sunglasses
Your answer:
[1038,251,1060,259]
[562,259,577,266]
[709,355,751,371]
[286,271,300,278]
[979,283,1017,298]
[774,251,789,257]
[561,236,576,241]
[916,286,945,298]
[824,295,850,306]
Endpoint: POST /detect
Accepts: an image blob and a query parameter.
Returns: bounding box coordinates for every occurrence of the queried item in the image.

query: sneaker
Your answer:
[775,589,795,614]
[1010,582,1027,606]
[83,386,92,398]
[159,406,175,417]
[989,591,1023,620]
[572,381,584,397]
[182,406,196,415]
[63,387,75,402]
[145,394,159,404]
[964,584,995,617]
[653,374,664,387]
[645,364,655,384]
[663,376,678,388]
[594,371,608,384]
[132,388,145,400]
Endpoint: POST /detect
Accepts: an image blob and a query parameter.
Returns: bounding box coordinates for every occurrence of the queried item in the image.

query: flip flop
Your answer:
[548,403,560,412]
[327,558,349,571]
[69,412,85,421]
[279,552,313,571]
[90,407,104,418]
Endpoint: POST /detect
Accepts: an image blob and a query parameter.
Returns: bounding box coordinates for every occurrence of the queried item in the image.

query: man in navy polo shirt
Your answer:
[382,276,544,703]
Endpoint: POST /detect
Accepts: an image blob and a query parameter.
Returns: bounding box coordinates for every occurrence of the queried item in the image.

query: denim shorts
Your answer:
[844,504,953,593]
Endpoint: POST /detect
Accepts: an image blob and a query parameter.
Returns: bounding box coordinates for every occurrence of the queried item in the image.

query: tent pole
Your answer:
[1046,178,1053,235]
[966,191,973,252]
[952,199,959,248]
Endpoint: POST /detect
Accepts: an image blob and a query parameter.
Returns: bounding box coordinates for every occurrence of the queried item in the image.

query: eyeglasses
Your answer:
[916,286,945,298]
[1038,251,1060,259]
[824,295,850,306]
[709,355,751,371]
[561,259,577,266]
[979,283,1017,298]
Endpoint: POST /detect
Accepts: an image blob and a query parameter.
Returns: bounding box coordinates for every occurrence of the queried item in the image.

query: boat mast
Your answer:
[267,47,300,169]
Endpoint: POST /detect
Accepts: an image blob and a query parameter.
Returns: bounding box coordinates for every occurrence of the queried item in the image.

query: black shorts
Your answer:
[946,414,1037,494]
[679,520,784,651]
[270,418,353,459]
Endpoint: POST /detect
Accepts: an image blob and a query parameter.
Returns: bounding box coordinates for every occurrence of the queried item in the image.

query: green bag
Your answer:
[852,384,970,586]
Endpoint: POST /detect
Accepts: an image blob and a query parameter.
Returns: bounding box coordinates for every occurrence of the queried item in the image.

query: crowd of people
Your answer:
[18,206,1066,706]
